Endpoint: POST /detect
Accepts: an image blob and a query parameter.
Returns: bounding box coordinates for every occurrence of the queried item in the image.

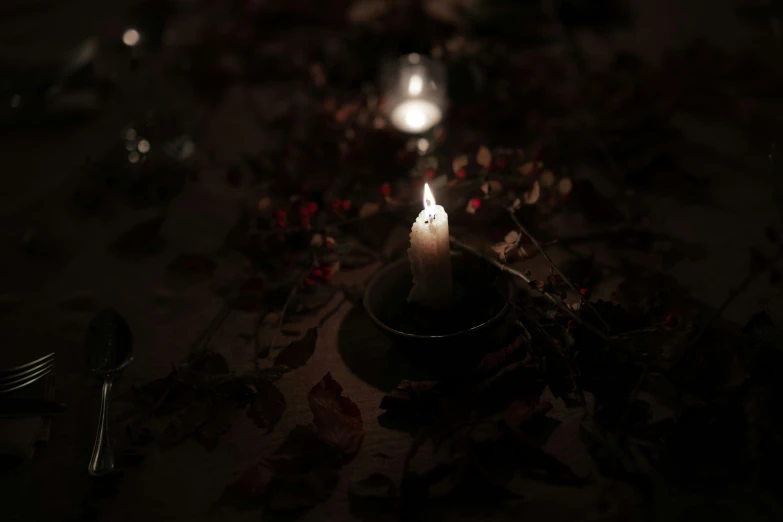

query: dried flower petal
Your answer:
[558,178,573,195]
[520,162,535,176]
[311,234,324,247]
[523,181,540,204]
[476,146,492,168]
[491,242,510,261]
[452,155,469,174]
[258,197,272,212]
[539,169,555,188]
[504,231,520,244]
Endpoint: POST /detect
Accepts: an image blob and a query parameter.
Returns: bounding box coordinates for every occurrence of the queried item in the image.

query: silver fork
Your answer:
[0,353,55,394]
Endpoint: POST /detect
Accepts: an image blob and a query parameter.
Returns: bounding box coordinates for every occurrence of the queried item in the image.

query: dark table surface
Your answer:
[2,1,783,521]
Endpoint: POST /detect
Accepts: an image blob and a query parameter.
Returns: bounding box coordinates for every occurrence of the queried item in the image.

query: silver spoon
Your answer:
[85,308,133,476]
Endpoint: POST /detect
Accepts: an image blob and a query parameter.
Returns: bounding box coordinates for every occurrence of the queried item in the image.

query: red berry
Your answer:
[307,202,318,213]
[579,288,591,298]
[470,198,482,209]
[456,170,466,179]
[323,272,333,281]
[562,192,571,202]
[425,169,435,179]
[496,159,507,168]
[380,183,391,197]
[331,199,342,211]
[664,313,678,328]
[275,209,286,220]
[342,200,351,211]
[304,277,315,287]
[299,206,310,217]
[312,268,324,278]
[567,320,577,330]
[323,265,332,275]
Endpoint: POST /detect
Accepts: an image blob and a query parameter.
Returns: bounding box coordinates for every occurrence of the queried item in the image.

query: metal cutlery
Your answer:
[0,352,55,394]
[86,308,133,476]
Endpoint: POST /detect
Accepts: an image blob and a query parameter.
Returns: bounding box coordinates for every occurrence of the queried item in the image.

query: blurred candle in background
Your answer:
[383,53,446,134]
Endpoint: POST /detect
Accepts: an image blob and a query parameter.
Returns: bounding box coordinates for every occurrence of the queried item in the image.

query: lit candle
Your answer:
[390,99,443,134]
[408,183,453,308]
[383,53,446,134]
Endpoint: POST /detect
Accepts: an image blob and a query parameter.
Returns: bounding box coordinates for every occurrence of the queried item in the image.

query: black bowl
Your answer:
[364,251,514,368]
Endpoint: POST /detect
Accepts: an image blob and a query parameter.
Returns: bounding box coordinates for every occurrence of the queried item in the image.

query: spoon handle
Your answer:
[88,379,114,476]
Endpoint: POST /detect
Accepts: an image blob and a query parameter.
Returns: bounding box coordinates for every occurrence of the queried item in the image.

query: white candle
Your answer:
[407,183,453,308]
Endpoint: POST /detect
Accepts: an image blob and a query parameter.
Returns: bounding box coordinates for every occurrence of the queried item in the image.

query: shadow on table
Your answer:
[337,305,433,393]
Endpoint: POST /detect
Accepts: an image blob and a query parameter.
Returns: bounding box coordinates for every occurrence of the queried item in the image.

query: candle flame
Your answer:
[423,183,435,217]
[408,74,423,96]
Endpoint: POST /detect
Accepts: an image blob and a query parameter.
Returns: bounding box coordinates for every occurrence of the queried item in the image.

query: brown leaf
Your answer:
[477,336,525,376]
[247,378,287,430]
[380,380,441,417]
[274,327,318,370]
[228,426,341,509]
[308,373,364,458]
[229,460,276,502]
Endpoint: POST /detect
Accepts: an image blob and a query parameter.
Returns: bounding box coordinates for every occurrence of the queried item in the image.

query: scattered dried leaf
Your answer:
[309,373,364,459]
[247,378,287,430]
[274,327,318,370]
[476,146,492,168]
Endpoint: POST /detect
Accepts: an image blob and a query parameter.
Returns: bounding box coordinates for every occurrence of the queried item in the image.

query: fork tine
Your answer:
[0,363,54,393]
[0,356,56,384]
[0,352,55,376]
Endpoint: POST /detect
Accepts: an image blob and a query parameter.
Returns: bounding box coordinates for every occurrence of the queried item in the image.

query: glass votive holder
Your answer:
[382,53,447,134]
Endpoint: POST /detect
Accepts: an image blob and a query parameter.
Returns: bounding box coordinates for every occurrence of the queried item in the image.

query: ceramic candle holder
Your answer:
[364,251,514,369]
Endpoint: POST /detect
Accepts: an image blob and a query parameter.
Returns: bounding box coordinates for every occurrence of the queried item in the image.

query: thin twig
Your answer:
[508,209,612,333]
[450,235,609,341]
[256,269,308,359]
[518,306,588,411]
